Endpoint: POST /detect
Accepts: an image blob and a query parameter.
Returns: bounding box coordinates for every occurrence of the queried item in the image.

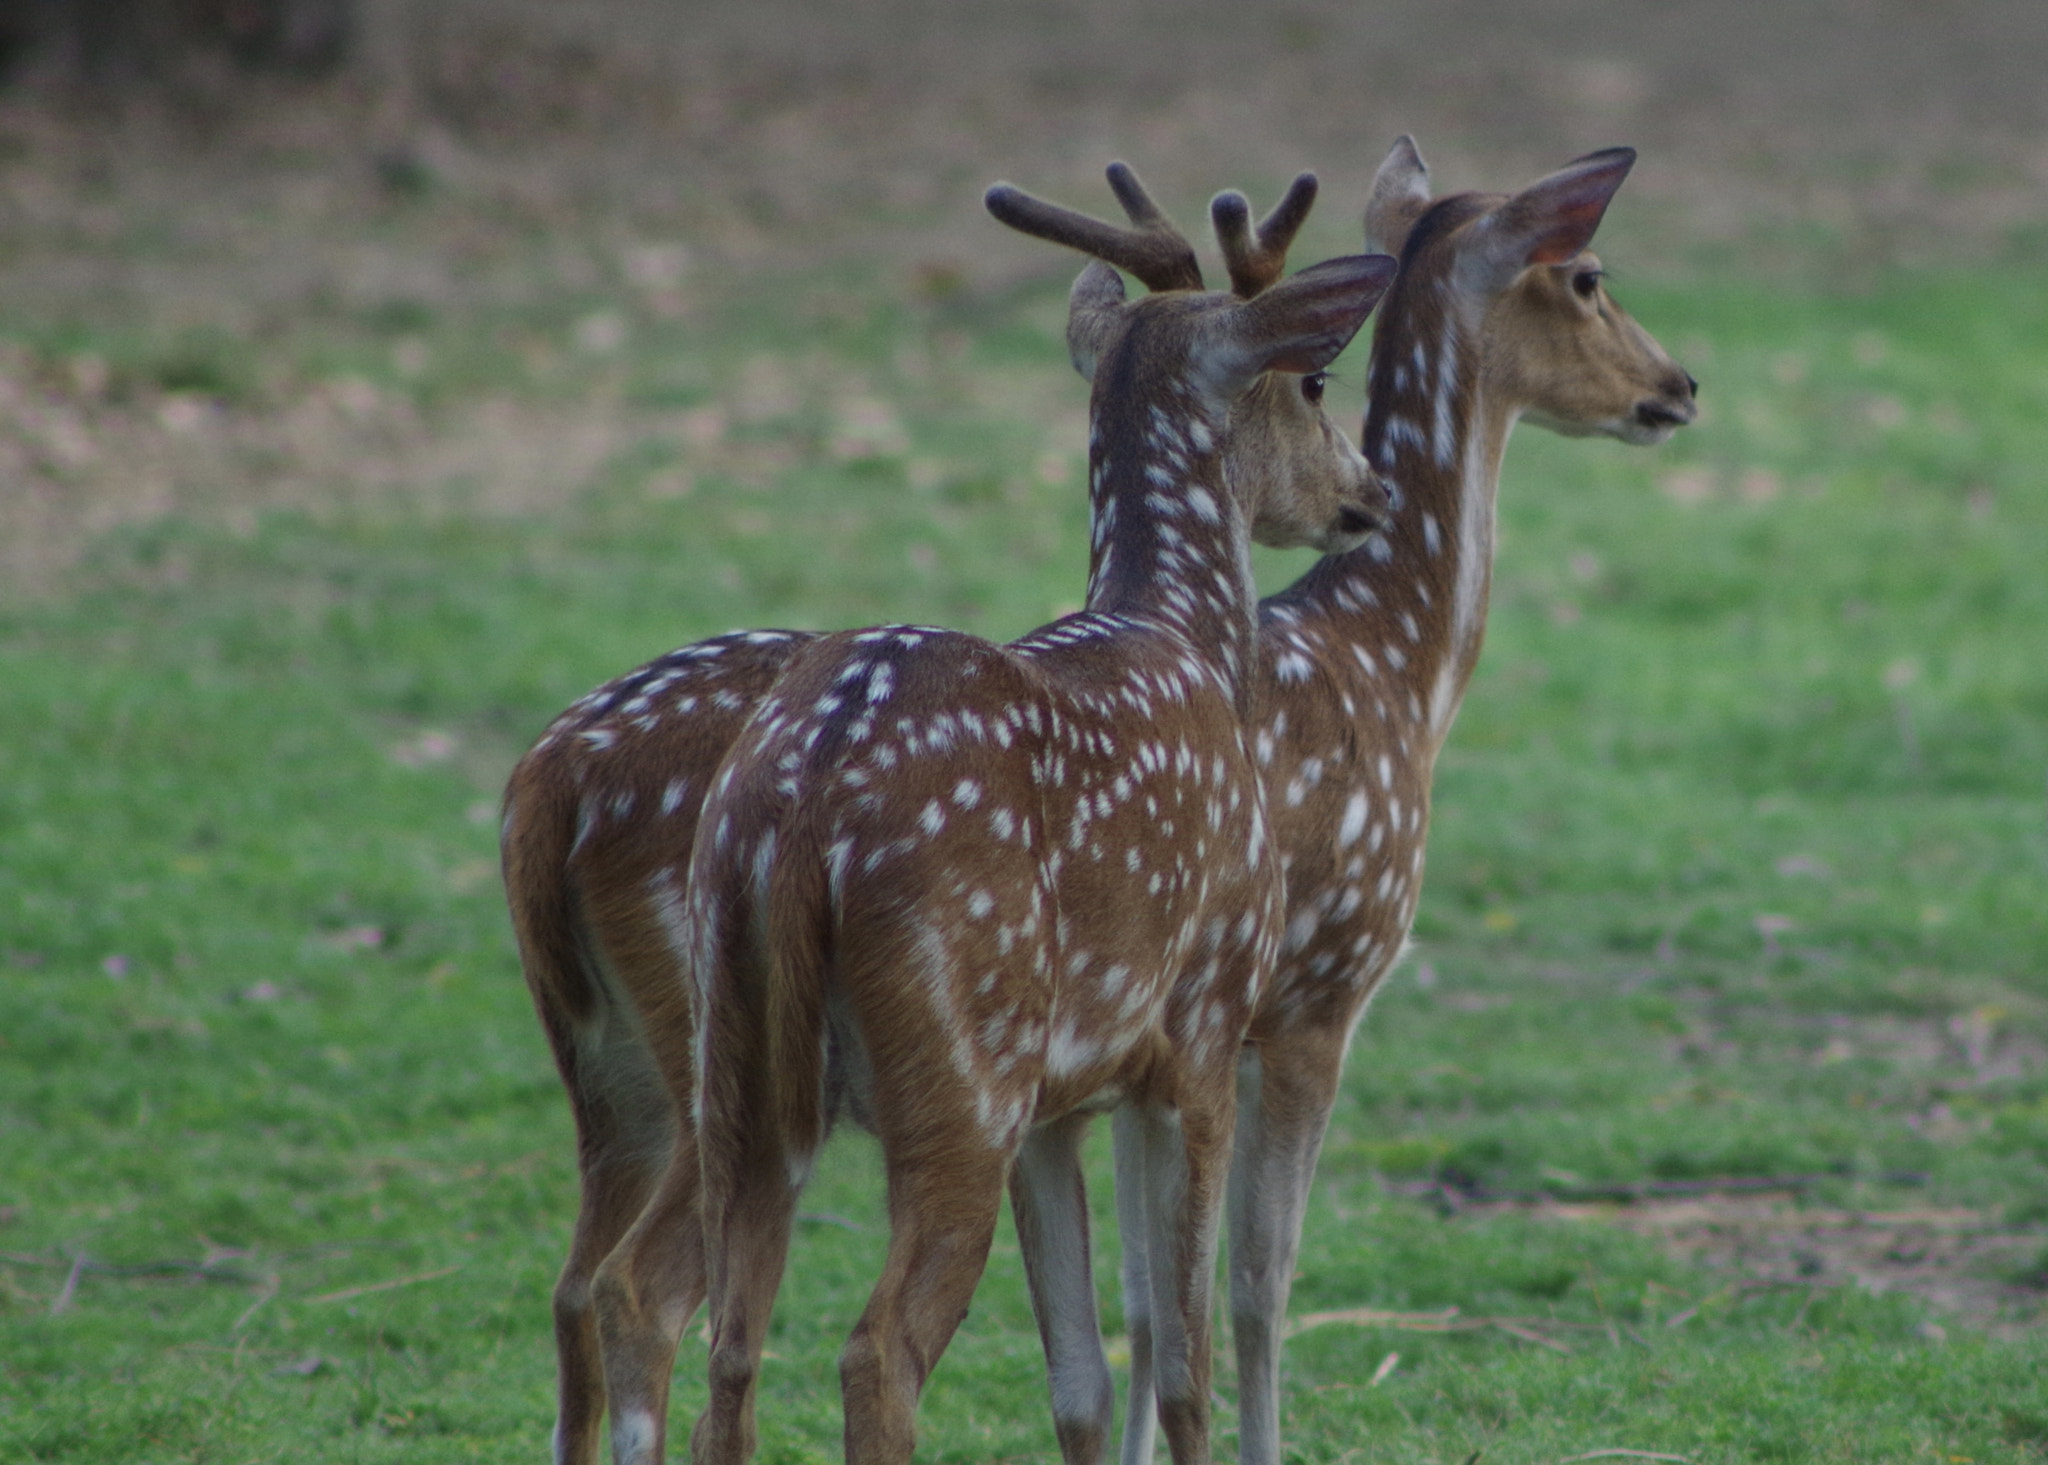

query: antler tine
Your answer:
[1212,171,1320,298]
[985,162,1204,293]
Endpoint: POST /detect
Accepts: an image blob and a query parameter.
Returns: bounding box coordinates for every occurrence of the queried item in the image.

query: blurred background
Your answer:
[3,0,2046,582]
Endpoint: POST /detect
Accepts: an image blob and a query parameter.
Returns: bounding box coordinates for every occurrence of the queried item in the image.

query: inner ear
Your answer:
[1522,205,1609,266]
[1489,148,1635,272]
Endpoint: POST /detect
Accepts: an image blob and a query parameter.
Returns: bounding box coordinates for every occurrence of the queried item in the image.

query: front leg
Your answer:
[1127,1088,1235,1465]
[1112,1105,1157,1465]
[1011,1113,1115,1465]
[1225,1028,1349,1465]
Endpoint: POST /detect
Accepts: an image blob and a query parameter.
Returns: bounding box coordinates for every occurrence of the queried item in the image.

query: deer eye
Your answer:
[1300,372,1327,405]
[1571,268,1603,300]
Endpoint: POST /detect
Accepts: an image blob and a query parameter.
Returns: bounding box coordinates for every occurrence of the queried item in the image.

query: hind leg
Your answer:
[552,1146,664,1465]
[542,1017,677,1465]
[592,1123,709,1465]
[688,1123,810,1465]
[841,1141,1012,1465]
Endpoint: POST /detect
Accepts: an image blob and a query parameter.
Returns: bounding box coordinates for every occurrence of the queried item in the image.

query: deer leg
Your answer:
[1111,1105,1158,1465]
[688,1139,805,1465]
[551,1144,665,1465]
[538,998,678,1465]
[1011,1113,1114,1465]
[591,1126,707,1465]
[1128,1094,1233,1465]
[840,1144,1010,1465]
[1226,1036,1344,1465]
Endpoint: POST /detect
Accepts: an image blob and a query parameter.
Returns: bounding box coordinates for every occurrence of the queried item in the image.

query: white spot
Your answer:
[1046,1022,1105,1079]
[1337,790,1369,848]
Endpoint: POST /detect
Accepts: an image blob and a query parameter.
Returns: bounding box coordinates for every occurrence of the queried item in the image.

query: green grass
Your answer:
[3,259,2046,1462]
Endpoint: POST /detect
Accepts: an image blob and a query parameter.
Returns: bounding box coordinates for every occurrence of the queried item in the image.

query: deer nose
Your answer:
[1634,398,1695,430]
[1337,503,1385,536]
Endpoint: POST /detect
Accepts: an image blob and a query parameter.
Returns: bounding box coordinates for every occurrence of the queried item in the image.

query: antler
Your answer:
[985,161,1205,293]
[1211,171,1320,298]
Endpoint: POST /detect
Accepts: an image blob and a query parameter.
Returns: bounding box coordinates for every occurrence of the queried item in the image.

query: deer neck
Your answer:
[1270,280,1517,757]
[1080,361,1259,712]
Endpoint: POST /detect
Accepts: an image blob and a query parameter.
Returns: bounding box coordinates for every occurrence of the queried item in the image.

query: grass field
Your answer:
[3,227,2047,1463]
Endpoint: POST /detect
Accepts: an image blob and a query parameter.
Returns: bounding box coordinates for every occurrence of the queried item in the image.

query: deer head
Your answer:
[989,164,1395,554]
[1366,136,1698,445]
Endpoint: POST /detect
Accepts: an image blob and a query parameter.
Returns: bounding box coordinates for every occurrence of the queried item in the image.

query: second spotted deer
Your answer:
[1204,137,1698,1465]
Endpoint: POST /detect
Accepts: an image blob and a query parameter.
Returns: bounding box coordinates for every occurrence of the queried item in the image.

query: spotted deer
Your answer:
[500,167,1394,1465]
[1193,137,1699,1465]
[664,208,1392,1465]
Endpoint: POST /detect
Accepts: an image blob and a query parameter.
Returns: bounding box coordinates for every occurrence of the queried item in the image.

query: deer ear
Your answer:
[1214,253,1397,386]
[1065,260,1128,382]
[1364,135,1432,256]
[1464,147,1635,286]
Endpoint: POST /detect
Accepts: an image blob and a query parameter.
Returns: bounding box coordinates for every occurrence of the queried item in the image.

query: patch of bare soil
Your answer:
[1481,1189,2048,1337]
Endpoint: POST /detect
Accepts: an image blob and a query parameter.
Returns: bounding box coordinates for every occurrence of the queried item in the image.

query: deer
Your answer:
[500,166,1396,1465]
[1188,136,1700,1465]
[664,198,1394,1465]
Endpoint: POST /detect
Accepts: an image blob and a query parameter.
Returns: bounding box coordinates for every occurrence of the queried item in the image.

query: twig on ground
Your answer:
[1368,1350,1400,1386]
[234,1271,281,1331]
[1491,1318,1573,1354]
[1,1251,266,1285]
[1289,1305,1465,1335]
[304,1263,461,1306]
[48,1253,85,1315]
[1558,1452,1694,1463]
[1289,1305,1578,1353]
[1786,1283,1823,1332]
